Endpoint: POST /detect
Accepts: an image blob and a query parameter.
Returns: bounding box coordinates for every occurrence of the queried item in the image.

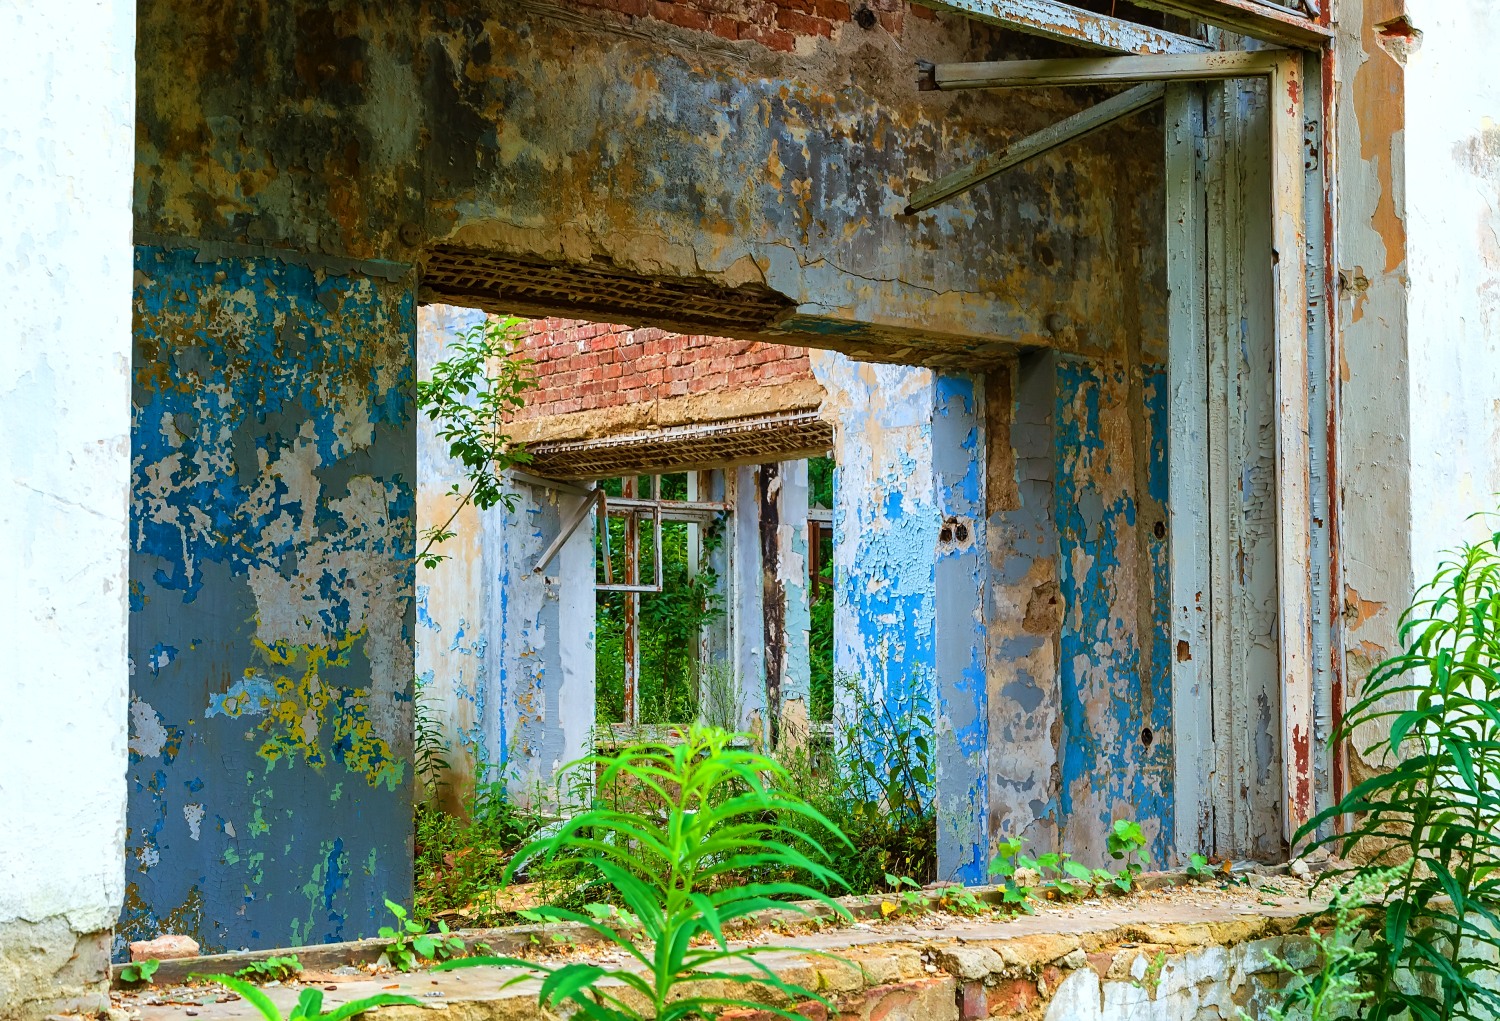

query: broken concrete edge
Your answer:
[114,866,1298,989]
[123,905,1334,1021]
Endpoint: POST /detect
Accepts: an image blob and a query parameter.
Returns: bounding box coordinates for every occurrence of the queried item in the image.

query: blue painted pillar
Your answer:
[812,354,989,883]
[126,244,416,952]
[932,376,989,884]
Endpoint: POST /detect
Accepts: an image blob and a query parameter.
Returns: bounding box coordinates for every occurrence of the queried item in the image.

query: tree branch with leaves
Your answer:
[417,315,537,569]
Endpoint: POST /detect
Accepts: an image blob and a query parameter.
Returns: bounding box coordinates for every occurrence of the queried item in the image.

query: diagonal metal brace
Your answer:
[533,486,603,574]
[905,81,1165,214]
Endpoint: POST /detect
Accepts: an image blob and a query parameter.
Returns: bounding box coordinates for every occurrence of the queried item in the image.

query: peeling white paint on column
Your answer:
[0,0,135,1010]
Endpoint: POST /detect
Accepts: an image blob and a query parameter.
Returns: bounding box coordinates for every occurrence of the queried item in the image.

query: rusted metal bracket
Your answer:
[905,81,1165,213]
[910,0,1209,54]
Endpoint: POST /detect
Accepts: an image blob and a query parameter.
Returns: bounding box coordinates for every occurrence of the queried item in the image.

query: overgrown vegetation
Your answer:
[438,727,852,1021]
[808,456,834,722]
[416,314,536,570]
[413,778,545,926]
[234,955,303,983]
[1295,514,1500,1020]
[778,675,937,891]
[595,474,726,725]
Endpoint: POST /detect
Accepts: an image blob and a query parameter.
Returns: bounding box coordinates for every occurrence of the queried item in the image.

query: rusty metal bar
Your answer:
[929,49,1280,91]
[906,82,1165,213]
[909,0,1209,54]
[532,486,604,574]
[622,477,640,726]
[1131,0,1330,49]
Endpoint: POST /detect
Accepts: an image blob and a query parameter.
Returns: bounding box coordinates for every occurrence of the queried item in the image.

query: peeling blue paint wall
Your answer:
[1054,356,1173,865]
[416,305,595,809]
[124,244,416,953]
[813,354,989,881]
[932,375,989,884]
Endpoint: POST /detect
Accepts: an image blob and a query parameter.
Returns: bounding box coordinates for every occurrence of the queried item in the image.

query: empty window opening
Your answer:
[594,472,728,730]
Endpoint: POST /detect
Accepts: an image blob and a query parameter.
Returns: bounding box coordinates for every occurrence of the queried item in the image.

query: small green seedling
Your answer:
[235,955,304,982]
[192,974,419,1021]
[379,900,464,971]
[119,959,160,986]
[987,839,1038,914]
[881,873,927,917]
[1106,819,1150,892]
[934,884,989,917]
[1185,853,1216,882]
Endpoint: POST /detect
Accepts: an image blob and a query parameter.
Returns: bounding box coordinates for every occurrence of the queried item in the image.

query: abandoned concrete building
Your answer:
[6,0,1500,1016]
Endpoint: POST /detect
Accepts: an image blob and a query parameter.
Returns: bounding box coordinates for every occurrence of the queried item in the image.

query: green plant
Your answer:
[235,956,304,982]
[119,959,160,985]
[1241,871,1394,1021]
[934,883,991,918]
[412,777,545,926]
[987,838,1117,907]
[1106,819,1150,892]
[413,677,451,805]
[379,900,463,971]
[697,661,741,732]
[191,975,419,1021]
[1186,853,1216,882]
[1297,515,1500,1020]
[881,873,928,918]
[416,314,536,569]
[438,726,853,1021]
[1134,951,1167,995]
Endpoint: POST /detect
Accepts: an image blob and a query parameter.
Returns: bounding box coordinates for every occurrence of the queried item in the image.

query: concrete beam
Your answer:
[909,0,1210,54]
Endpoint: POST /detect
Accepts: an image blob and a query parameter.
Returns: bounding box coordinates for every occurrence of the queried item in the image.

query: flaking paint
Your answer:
[125,245,416,953]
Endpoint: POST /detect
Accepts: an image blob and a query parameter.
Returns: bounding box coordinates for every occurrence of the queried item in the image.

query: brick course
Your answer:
[510,317,814,423]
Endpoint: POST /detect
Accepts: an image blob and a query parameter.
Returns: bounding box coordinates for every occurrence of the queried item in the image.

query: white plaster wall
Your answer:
[0,0,134,935]
[1403,1,1500,573]
[0,0,135,1005]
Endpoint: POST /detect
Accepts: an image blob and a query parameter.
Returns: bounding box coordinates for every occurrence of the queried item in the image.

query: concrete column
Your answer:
[1333,0,1500,771]
[777,460,813,746]
[730,466,766,739]
[417,305,594,806]
[496,479,596,801]
[0,3,135,1015]
[812,353,990,882]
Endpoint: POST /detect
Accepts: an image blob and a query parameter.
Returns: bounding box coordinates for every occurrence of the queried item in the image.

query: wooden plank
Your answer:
[932,49,1279,91]
[1267,50,1315,845]
[910,0,1209,54]
[1164,82,1214,861]
[906,82,1165,213]
[1132,0,1330,49]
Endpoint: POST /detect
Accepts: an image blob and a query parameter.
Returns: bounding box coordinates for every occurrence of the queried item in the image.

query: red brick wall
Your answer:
[511,318,814,421]
[561,0,933,52]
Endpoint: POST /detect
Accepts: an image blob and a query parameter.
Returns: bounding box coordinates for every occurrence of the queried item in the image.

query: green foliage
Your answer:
[413,773,547,926]
[191,975,419,1021]
[1186,853,1216,882]
[1244,871,1394,1021]
[119,959,159,985]
[775,676,936,893]
[595,476,726,725]
[413,678,451,804]
[438,726,853,1021]
[987,821,1151,910]
[416,315,536,569]
[234,956,304,982]
[807,455,835,723]
[379,900,463,971]
[1106,819,1150,892]
[1297,514,1500,1020]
